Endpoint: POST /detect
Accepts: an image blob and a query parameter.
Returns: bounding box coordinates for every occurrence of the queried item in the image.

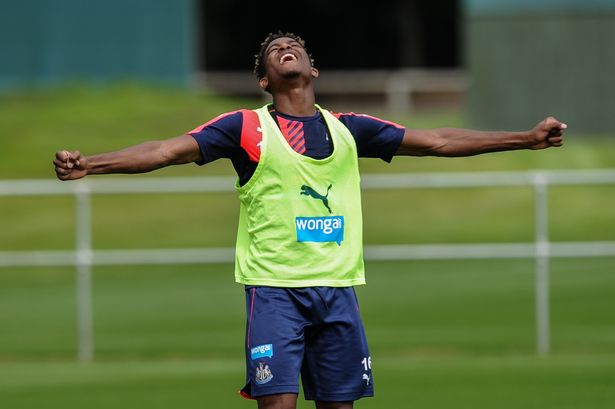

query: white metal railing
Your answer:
[2,170,615,362]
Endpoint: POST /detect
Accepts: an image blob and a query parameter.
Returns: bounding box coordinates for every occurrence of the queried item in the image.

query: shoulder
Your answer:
[331,112,405,132]
[187,109,252,135]
[186,109,264,164]
[329,111,405,162]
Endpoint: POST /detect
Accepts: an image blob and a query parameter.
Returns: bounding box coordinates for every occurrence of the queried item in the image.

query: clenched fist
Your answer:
[53,150,88,180]
[527,117,567,150]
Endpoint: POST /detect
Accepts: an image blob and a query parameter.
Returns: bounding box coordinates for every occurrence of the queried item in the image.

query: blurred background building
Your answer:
[466,0,615,133]
[1,0,614,132]
[0,0,194,88]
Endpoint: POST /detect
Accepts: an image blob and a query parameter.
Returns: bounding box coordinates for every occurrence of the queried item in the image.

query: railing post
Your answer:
[75,183,93,363]
[386,72,412,114]
[533,173,551,356]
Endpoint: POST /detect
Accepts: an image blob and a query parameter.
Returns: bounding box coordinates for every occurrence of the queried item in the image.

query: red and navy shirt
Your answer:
[188,109,405,186]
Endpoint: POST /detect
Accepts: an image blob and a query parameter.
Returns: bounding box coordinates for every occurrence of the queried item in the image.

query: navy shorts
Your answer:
[240,286,374,402]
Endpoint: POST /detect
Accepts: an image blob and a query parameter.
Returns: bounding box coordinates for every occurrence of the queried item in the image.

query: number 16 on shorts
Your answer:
[361,356,372,386]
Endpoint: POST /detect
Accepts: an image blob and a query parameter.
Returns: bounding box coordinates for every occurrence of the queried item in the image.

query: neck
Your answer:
[271,85,316,117]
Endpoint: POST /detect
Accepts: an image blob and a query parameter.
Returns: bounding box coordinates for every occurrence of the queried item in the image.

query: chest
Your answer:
[274,115,333,159]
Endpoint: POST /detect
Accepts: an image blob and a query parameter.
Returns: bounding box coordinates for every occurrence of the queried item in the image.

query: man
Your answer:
[54,32,566,409]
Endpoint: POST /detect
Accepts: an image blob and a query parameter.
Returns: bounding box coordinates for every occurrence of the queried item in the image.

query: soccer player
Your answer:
[54,32,566,409]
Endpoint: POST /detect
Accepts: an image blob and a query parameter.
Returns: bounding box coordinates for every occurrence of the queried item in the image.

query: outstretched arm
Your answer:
[53,134,200,181]
[396,117,566,157]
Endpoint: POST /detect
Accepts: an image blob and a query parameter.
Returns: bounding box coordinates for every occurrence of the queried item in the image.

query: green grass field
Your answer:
[2,355,615,409]
[1,259,614,408]
[1,85,615,408]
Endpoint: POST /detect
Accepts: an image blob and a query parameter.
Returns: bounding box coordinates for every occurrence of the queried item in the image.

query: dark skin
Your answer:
[54,37,566,409]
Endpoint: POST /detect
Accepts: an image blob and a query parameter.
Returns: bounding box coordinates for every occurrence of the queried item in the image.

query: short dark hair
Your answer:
[253,30,314,80]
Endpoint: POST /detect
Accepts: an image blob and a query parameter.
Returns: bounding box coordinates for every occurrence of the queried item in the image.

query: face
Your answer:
[259,37,318,92]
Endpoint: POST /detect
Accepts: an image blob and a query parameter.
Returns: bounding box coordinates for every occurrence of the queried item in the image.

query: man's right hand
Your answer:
[54,150,88,180]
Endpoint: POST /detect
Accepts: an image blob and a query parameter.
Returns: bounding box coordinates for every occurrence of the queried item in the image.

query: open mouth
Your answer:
[279,53,298,64]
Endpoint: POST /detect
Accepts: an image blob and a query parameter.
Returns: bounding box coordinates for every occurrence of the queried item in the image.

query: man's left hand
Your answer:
[528,117,567,150]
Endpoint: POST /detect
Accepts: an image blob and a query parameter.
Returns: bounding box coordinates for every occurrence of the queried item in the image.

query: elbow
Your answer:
[427,130,477,157]
[158,145,178,167]
[424,132,450,156]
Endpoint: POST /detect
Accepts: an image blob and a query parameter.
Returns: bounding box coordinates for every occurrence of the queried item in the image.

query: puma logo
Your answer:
[362,373,370,385]
[300,184,332,214]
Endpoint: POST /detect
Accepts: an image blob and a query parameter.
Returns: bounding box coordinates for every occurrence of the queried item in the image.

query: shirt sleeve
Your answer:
[186,111,243,165]
[335,113,405,162]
